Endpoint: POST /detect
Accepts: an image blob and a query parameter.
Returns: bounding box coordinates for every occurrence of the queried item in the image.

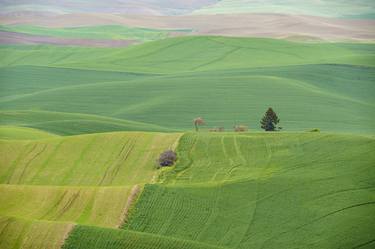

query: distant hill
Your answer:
[1,0,374,18]
[1,36,374,134]
[193,0,375,18]
[0,0,217,15]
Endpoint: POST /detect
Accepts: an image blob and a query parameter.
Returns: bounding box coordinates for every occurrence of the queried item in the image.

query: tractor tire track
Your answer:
[260,201,375,249]
[17,144,47,184]
[99,139,131,185]
[109,137,138,185]
[4,142,33,184]
[352,239,375,249]
[41,191,68,220]
[239,139,273,247]
[55,192,81,220]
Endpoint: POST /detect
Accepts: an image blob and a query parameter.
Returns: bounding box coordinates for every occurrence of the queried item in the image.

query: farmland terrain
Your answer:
[1,36,374,134]
[0,1,374,248]
[0,132,374,248]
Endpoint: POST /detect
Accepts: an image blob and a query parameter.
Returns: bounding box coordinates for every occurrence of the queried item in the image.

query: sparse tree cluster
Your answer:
[209,127,225,132]
[193,108,282,132]
[234,125,248,132]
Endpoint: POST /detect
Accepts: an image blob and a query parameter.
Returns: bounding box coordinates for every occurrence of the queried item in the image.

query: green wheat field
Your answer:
[0,1,374,249]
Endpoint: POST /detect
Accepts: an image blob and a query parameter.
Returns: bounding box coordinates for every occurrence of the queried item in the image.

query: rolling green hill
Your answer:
[0,34,374,249]
[124,132,375,249]
[1,36,374,134]
[0,25,186,43]
[0,110,174,135]
[0,131,374,248]
[0,216,74,249]
[63,225,227,249]
[0,185,136,227]
[0,130,179,249]
[193,0,375,18]
[1,64,374,134]
[1,37,374,73]
[0,126,59,140]
[0,131,180,186]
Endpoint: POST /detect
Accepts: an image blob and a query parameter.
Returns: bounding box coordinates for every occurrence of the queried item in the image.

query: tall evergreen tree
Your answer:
[260,108,280,131]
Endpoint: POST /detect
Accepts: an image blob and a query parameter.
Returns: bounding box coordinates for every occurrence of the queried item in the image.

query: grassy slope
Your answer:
[0,131,180,186]
[0,37,374,134]
[1,132,374,248]
[1,64,373,133]
[0,215,73,249]
[0,65,151,98]
[0,131,180,248]
[0,185,133,227]
[0,25,178,42]
[0,126,59,140]
[1,37,374,73]
[124,132,375,249]
[0,110,174,135]
[192,0,375,18]
[62,225,227,249]
[0,35,374,248]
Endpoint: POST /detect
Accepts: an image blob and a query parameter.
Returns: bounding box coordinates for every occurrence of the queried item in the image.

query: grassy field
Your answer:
[160,132,375,183]
[0,215,73,249]
[0,185,136,227]
[0,132,374,248]
[63,225,228,249]
[193,0,375,18]
[1,64,373,134]
[0,36,374,134]
[0,131,180,186]
[124,132,375,249]
[0,126,59,140]
[0,110,173,135]
[0,34,374,249]
[0,25,190,42]
[1,37,374,73]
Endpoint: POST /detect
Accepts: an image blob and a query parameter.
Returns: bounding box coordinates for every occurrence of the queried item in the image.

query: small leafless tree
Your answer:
[234,125,248,132]
[193,117,205,132]
[209,127,225,132]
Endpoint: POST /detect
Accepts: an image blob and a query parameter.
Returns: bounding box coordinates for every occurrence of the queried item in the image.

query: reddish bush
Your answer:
[158,150,177,167]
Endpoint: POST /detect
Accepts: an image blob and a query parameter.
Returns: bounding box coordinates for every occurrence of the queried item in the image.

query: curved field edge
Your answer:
[0,215,74,249]
[62,225,229,249]
[0,126,59,140]
[0,110,176,135]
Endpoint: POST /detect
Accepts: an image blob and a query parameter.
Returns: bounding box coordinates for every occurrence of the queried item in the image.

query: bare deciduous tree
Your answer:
[193,117,205,132]
[209,127,225,132]
[234,125,248,132]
